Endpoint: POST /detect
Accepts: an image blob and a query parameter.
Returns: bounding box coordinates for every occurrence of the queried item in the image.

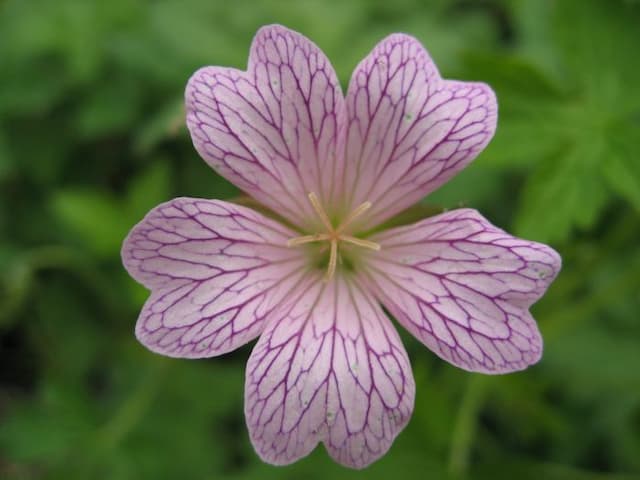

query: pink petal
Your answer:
[186,25,346,230]
[342,34,497,229]
[121,198,307,358]
[245,273,415,469]
[362,209,561,373]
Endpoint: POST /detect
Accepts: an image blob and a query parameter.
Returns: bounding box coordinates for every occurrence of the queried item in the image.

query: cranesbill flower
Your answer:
[122,25,561,469]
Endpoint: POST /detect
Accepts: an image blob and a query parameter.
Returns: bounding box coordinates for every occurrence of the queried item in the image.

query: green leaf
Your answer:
[133,98,185,155]
[427,161,505,210]
[52,189,129,257]
[602,122,640,211]
[0,248,32,328]
[514,140,608,244]
[74,76,141,139]
[460,52,569,167]
[125,159,172,222]
[473,460,640,480]
[461,51,564,99]
[0,381,97,464]
[0,128,11,180]
[552,0,640,98]
[546,326,640,393]
[497,0,640,241]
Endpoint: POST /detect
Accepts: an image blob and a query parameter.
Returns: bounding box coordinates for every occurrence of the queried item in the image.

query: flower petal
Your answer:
[121,198,307,358]
[186,25,346,230]
[363,209,561,373]
[342,34,497,229]
[245,273,415,469]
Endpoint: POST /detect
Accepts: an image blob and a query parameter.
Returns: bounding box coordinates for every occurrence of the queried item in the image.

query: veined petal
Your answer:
[362,209,561,373]
[186,25,346,230]
[245,273,415,469]
[343,34,497,229]
[121,198,307,358]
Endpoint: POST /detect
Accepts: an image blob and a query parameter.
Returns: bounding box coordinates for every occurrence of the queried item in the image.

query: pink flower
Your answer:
[122,25,561,469]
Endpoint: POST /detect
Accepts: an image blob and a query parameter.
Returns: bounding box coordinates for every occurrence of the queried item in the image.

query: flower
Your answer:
[121,25,561,469]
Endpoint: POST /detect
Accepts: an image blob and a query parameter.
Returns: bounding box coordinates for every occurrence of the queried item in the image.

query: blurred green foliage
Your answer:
[1,0,639,479]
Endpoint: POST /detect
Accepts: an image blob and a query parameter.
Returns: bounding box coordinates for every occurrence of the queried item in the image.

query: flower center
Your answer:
[287,192,380,281]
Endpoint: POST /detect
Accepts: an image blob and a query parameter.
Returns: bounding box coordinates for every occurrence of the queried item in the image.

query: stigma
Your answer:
[287,192,380,281]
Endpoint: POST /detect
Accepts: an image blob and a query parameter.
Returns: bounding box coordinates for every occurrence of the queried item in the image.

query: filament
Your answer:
[325,239,338,282]
[337,201,372,233]
[340,235,380,251]
[287,233,330,247]
[307,192,333,232]
[286,192,380,280]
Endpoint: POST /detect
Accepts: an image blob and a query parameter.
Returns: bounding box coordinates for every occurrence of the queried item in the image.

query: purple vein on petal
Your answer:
[121,197,310,358]
[342,34,497,229]
[186,25,346,229]
[245,272,414,468]
[360,208,560,373]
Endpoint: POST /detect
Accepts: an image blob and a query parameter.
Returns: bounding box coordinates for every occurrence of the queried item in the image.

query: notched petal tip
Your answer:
[122,197,306,359]
[454,79,498,130]
[342,33,502,228]
[183,22,345,230]
[120,196,188,290]
[366,208,560,374]
[245,275,414,469]
[253,23,300,40]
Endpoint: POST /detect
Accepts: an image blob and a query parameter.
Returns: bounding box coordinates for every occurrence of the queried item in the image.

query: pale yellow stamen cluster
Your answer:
[287,192,380,281]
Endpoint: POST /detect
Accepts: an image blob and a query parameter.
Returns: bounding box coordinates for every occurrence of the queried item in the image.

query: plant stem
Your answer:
[448,375,489,478]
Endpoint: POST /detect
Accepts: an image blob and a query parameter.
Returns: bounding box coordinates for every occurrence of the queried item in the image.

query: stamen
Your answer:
[336,200,372,233]
[308,192,333,232]
[325,239,338,282]
[287,233,330,247]
[287,192,380,277]
[340,236,381,251]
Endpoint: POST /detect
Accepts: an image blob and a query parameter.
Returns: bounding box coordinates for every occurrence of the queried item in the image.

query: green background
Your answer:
[1,0,639,479]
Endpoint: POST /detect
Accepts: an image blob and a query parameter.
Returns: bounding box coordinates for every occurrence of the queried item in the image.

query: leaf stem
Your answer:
[448,375,489,478]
